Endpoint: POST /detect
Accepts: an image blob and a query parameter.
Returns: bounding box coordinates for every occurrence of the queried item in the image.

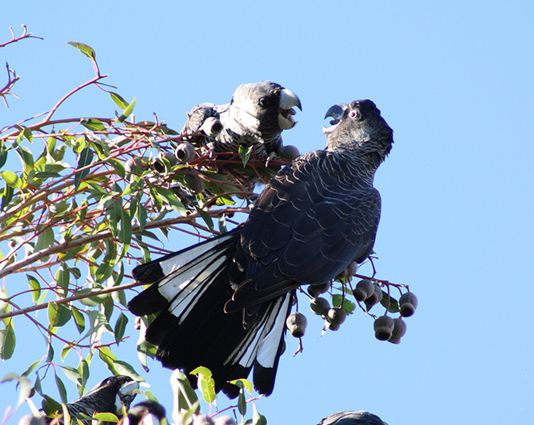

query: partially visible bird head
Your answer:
[230,81,302,136]
[323,100,393,162]
[124,400,167,425]
[89,375,139,413]
[318,410,388,425]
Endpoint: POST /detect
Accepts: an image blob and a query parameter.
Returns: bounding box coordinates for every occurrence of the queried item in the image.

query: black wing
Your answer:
[229,150,380,310]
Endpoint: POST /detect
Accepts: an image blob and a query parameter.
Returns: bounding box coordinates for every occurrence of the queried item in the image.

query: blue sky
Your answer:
[2,1,534,424]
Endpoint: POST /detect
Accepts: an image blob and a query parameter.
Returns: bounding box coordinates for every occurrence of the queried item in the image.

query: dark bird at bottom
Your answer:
[318,411,388,425]
[128,100,394,397]
[43,375,138,424]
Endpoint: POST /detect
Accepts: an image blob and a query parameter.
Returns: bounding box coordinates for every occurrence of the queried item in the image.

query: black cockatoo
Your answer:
[129,100,394,396]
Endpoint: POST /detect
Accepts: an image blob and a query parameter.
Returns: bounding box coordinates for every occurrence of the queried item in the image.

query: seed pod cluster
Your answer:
[353,279,383,311]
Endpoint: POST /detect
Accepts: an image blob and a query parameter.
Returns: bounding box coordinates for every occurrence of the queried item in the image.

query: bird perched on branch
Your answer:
[43,375,138,424]
[182,80,301,159]
[317,411,388,425]
[178,81,302,190]
[128,100,394,397]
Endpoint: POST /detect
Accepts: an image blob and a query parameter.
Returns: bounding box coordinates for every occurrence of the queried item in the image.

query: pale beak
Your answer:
[279,88,302,111]
[278,88,302,129]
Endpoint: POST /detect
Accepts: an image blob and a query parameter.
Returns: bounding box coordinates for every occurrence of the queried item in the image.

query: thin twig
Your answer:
[0,25,43,49]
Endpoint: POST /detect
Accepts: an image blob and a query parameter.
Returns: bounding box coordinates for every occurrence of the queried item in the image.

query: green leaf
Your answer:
[27,275,42,303]
[380,291,400,313]
[22,127,33,143]
[16,145,34,175]
[238,389,247,416]
[238,144,253,167]
[109,158,126,177]
[110,92,129,110]
[0,323,16,359]
[1,171,21,188]
[48,302,72,328]
[74,147,95,189]
[61,366,81,386]
[190,366,216,404]
[0,145,7,169]
[114,313,128,343]
[41,395,62,415]
[55,373,68,403]
[332,294,356,315]
[94,412,119,423]
[61,345,73,361]
[71,306,86,333]
[118,97,137,122]
[80,118,106,132]
[34,227,55,253]
[68,41,97,60]
[46,342,54,362]
[21,359,42,377]
[172,370,199,413]
[118,208,132,249]
[79,358,90,388]
[55,266,70,291]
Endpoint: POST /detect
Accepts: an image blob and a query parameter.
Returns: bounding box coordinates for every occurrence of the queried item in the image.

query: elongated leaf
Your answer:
[110,92,129,110]
[34,227,55,253]
[0,145,7,168]
[48,302,72,328]
[74,147,95,189]
[94,413,119,423]
[68,41,97,60]
[71,307,86,333]
[190,366,216,404]
[118,98,137,122]
[1,170,21,188]
[26,275,41,303]
[114,313,128,343]
[80,118,106,132]
[55,373,68,403]
[0,323,16,359]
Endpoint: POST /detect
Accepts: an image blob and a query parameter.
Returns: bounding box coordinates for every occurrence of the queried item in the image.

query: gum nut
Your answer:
[200,117,223,136]
[399,292,418,317]
[214,416,237,425]
[373,284,384,302]
[374,315,395,341]
[326,307,347,325]
[354,279,375,301]
[175,141,196,162]
[286,312,308,337]
[325,319,341,331]
[279,144,300,160]
[193,415,215,425]
[310,297,330,316]
[307,282,330,297]
[391,317,407,339]
[339,261,357,280]
[388,336,402,344]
